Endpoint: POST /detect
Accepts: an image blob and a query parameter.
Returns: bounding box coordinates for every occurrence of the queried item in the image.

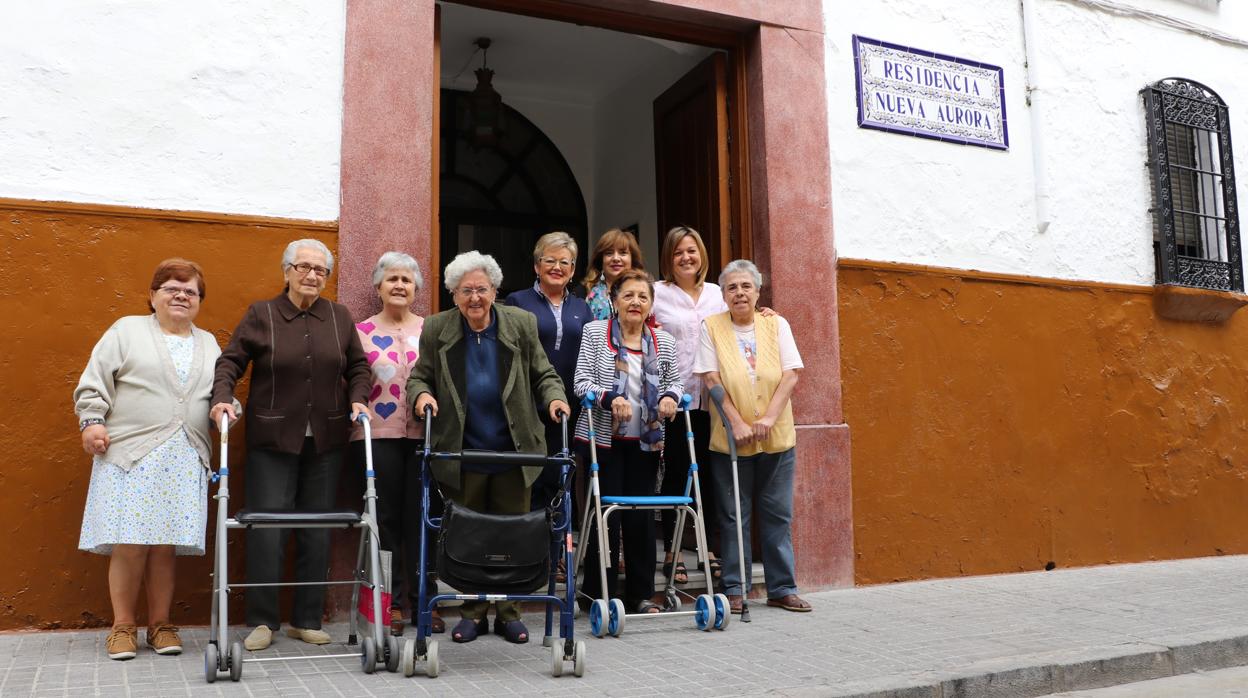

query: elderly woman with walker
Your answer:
[210,238,372,651]
[696,259,812,617]
[407,250,570,645]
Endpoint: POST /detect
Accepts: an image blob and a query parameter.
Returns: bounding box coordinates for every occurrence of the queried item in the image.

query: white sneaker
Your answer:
[286,627,331,645]
[243,625,272,651]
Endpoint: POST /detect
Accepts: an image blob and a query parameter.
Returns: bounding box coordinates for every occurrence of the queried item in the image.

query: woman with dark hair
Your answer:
[580,228,645,321]
[573,269,682,614]
[211,238,372,652]
[76,258,229,660]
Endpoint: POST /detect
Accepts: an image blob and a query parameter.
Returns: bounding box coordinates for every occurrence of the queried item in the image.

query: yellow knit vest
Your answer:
[705,312,796,456]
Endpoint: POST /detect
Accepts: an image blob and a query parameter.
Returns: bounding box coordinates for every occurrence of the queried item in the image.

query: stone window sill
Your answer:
[1153,284,1248,323]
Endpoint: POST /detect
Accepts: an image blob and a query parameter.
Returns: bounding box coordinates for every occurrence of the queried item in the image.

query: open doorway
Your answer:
[436,2,748,307]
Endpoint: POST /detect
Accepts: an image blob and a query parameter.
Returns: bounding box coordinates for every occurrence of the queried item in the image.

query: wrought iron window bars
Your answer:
[1144,78,1242,292]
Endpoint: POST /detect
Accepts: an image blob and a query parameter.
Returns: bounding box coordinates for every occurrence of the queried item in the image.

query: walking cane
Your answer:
[707,385,750,623]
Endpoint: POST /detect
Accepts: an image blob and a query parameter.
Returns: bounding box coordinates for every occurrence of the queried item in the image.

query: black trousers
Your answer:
[660,409,717,554]
[244,438,341,630]
[352,437,441,613]
[580,441,658,608]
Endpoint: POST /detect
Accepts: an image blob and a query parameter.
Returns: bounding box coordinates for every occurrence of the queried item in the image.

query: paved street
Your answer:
[4,555,1248,697]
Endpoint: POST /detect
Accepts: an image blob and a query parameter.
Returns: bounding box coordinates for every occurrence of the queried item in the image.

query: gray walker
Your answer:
[573,391,732,636]
[204,413,416,682]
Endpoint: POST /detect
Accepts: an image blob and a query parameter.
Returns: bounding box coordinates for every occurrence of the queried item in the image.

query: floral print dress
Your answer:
[78,334,208,556]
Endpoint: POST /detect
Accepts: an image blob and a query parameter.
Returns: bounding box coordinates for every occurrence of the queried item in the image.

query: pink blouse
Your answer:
[652,280,727,410]
[350,313,424,441]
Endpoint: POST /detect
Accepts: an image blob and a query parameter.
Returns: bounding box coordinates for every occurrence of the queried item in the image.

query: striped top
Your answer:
[572,319,682,449]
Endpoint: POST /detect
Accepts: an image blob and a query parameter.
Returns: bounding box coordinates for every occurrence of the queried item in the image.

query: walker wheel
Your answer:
[714,593,731,630]
[385,634,400,673]
[573,640,586,677]
[608,598,626,637]
[589,599,609,638]
[694,594,714,631]
[361,636,377,674]
[425,640,440,678]
[550,639,564,677]
[400,638,416,677]
[665,588,682,611]
[203,644,218,683]
[229,641,243,682]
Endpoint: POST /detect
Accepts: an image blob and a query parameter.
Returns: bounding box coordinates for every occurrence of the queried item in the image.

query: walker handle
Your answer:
[708,385,738,462]
[422,403,433,445]
[581,390,597,409]
[679,393,692,409]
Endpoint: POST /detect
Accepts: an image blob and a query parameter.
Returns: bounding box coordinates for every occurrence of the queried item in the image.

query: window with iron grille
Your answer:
[1144,78,1242,292]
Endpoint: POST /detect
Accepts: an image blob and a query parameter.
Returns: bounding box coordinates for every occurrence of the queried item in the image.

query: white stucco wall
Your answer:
[825,0,1248,286]
[0,1,346,220]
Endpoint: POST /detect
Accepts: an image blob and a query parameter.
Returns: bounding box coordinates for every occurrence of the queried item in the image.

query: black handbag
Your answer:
[436,500,552,595]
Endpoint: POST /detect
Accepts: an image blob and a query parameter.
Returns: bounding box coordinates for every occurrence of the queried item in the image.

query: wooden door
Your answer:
[653,52,732,273]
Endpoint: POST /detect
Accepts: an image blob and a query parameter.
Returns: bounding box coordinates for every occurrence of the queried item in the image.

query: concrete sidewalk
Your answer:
[3,555,1248,697]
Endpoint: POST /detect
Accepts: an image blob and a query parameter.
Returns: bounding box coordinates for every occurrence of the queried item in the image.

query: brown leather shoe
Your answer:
[390,607,405,636]
[146,623,183,655]
[106,624,138,660]
[765,594,813,612]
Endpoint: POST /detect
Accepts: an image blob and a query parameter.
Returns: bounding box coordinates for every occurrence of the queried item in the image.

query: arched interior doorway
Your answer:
[438,88,588,309]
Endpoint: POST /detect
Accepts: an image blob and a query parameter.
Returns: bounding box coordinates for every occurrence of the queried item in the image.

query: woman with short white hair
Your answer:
[407,250,569,644]
[211,238,372,651]
[350,251,444,635]
[694,259,810,614]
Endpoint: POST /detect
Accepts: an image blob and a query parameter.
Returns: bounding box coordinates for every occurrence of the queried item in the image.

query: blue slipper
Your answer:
[493,618,529,644]
[451,617,487,643]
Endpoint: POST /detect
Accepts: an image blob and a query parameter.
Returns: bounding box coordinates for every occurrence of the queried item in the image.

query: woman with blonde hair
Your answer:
[651,226,728,584]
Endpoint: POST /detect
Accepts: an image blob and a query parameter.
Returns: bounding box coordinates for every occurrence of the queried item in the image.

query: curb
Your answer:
[815,633,1248,697]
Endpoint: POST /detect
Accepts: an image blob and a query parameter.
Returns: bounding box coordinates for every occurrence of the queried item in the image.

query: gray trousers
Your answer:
[244,438,342,630]
[711,447,799,599]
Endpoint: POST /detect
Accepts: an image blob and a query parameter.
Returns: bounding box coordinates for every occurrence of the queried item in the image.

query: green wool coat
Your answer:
[405,304,566,489]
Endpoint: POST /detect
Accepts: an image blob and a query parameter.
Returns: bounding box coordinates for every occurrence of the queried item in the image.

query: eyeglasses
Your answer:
[455,286,493,299]
[290,262,330,277]
[539,257,574,269]
[157,286,200,299]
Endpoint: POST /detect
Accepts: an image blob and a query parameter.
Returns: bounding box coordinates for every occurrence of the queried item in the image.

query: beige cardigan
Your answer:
[74,315,226,471]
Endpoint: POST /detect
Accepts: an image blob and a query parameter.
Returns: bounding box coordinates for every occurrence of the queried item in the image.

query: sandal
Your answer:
[708,557,723,580]
[555,558,567,584]
[430,608,445,634]
[451,617,488,643]
[727,594,744,614]
[766,594,813,612]
[494,618,530,644]
[635,600,662,614]
[661,558,689,585]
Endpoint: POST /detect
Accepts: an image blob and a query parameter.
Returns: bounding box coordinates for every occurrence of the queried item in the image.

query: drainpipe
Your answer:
[1020,0,1051,235]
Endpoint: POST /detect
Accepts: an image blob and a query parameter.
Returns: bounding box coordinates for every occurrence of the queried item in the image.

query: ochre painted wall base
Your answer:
[839,259,1248,585]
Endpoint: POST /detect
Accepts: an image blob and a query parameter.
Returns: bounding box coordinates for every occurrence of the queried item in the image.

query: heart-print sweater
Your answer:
[350,312,425,441]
